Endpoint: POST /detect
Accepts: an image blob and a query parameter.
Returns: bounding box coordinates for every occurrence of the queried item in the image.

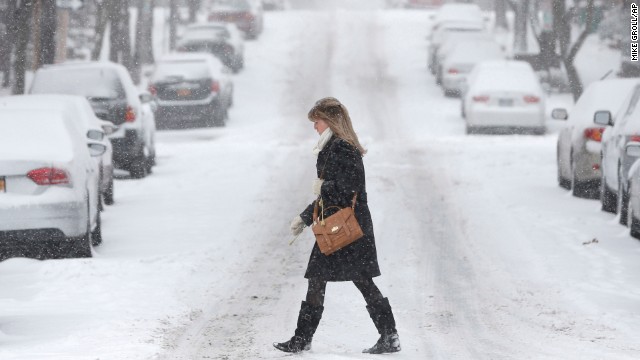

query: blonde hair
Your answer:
[308,97,366,156]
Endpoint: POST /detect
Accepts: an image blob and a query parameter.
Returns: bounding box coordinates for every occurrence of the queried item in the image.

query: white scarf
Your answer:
[313,128,333,156]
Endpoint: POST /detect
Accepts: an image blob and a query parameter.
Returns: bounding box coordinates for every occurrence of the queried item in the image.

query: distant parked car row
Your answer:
[427,3,546,135]
[554,78,640,239]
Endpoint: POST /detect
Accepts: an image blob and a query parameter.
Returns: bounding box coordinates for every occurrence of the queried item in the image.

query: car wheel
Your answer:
[104,179,114,205]
[601,179,617,213]
[571,157,587,197]
[465,125,474,135]
[557,154,570,190]
[630,207,640,239]
[91,210,103,247]
[618,168,629,225]
[129,153,148,179]
[213,104,226,127]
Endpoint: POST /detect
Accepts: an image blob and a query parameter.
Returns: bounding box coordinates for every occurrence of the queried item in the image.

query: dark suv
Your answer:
[29,62,157,178]
[149,53,233,128]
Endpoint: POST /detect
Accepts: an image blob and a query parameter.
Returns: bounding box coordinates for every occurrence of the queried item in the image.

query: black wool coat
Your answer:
[299,136,381,281]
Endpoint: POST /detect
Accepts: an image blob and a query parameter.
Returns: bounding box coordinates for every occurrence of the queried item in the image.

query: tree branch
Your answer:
[566,0,594,63]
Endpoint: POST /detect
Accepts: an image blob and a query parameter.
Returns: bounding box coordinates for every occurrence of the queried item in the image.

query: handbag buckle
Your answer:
[331,226,339,233]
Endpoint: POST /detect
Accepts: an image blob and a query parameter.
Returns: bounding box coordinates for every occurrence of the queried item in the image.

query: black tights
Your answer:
[305,277,385,307]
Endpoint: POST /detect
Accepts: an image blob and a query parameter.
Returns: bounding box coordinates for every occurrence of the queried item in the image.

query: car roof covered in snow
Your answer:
[467,60,541,94]
[569,79,640,126]
[0,94,103,132]
[31,61,140,105]
[153,53,226,81]
[0,109,76,162]
[443,41,505,66]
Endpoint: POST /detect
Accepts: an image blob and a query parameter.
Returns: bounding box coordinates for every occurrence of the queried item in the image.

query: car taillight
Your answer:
[125,106,136,123]
[27,168,70,186]
[630,134,640,142]
[211,80,220,93]
[447,68,458,74]
[148,85,157,96]
[583,127,605,142]
[242,12,254,20]
[523,95,540,103]
[472,95,489,102]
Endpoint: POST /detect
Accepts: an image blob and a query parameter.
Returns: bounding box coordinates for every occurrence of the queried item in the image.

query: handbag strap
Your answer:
[313,193,358,224]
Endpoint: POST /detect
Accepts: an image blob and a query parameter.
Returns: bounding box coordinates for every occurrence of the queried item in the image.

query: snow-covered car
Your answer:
[595,83,640,223]
[0,108,105,259]
[149,53,234,128]
[432,31,494,82]
[29,61,157,179]
[428,3,486,41]
[427,20,485,74]
[0,94,118,206]
[463,60,545,135]
[208,0,264,39]
[178,22,245,72]
[438,40,505,96]
[553,79,640,198]
[624,142,640,237]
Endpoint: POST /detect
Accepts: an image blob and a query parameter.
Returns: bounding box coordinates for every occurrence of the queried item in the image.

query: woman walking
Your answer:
[273,97,401,354]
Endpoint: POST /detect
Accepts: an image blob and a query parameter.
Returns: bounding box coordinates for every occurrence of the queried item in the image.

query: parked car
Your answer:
[149,53,234,128]
[0,109,105,259]
[553,79,639,198]
[428,20,485,74]
[0,94,118,207]
[463,60,545,135]
[595,83,640,223]
[428,3,486,42]
[624,142,640,237]
[208,0,264,39]
[178,22,245,72]
[29,61,157,179]
[432,31,494,82]
[438,40,505,96]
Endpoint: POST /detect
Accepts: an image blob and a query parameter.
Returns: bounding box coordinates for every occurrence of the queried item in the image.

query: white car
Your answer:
[179,22,245,72]
[149,52,234,128]
[0,109,105,259]
[29,61,157,179]
[428,20,485,74]
[0,94,118,207]
[433,31,494,82]
[463,60,545,135]
[428,2,486,42]
[553,79,640,198]
[595,82,640,223]
[439,40,505,96]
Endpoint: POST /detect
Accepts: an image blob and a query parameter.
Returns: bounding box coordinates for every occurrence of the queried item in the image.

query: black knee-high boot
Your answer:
[273,301,324,353]
[363,297,401,354]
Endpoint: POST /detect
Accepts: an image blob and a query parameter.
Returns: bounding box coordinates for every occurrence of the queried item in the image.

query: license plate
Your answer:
[0,177,5,193]
[177,89,191,97]
[499,98,513,107]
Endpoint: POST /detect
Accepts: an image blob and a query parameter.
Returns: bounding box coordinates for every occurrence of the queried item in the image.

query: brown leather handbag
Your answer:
[311,193,364,255]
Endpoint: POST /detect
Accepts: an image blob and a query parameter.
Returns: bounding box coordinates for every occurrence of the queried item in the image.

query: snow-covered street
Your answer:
[2,2,640,359]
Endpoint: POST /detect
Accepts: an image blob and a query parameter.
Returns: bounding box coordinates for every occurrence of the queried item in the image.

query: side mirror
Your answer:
[551,108,568,120]
[594,110,613,126]
[88,143,107,157]
[626,141,640,157]
[87,129,105,141]
[101,122,119,135]
[139,91,153,104]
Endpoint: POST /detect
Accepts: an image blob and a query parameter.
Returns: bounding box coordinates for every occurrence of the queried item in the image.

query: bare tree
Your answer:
[169,0,178,50]
[39,0,56,66]
[132,0,154,83]
[495,0,508,30]
[12,0,35,94]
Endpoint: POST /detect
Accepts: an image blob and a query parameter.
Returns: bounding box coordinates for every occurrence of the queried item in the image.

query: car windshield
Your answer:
[152,60,211,81]
[30,68,125,100]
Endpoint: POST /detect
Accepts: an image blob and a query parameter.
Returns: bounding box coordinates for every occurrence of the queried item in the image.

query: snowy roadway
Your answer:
[2,4,640,360]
